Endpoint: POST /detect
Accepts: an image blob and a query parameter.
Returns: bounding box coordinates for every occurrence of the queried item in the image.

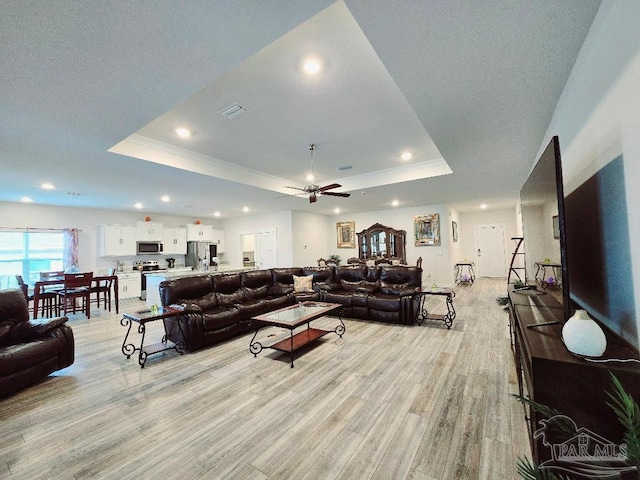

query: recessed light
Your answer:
[213,211,221,217]
[21,197,33,203]
[334,208,340,214]
[161,195,170,202]
[242,206,249,213]
[134,202,143,209]
[41,182,55,190]
[401,151,413,161]
[306,173,315,182]
[392,200,399,207]
[175,127,191,139]
[302,57,322,75]
[480,204,487,209]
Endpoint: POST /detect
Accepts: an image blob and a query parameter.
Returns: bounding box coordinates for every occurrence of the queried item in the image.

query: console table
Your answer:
[533,261,562,287]
[508,287,640,463]
[414,287,456,328]
[121,306,185,368]
[454,262,475,285]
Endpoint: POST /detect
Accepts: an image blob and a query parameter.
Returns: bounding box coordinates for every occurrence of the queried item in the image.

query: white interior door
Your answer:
[474,223,507,278]
[256,228,277,269]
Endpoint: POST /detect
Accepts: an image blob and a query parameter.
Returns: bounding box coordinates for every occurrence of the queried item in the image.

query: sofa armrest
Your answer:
[11,316,69,342]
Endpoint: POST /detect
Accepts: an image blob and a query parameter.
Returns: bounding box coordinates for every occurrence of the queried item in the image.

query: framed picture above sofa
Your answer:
[414,214,441,246]
[337,221,355,248]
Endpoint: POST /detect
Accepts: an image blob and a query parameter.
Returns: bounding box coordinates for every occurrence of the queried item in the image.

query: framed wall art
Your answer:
[414,214,441,246]
[336,221,355,248]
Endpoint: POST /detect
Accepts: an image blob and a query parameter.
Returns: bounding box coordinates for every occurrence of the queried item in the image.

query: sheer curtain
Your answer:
[63,228,79,270]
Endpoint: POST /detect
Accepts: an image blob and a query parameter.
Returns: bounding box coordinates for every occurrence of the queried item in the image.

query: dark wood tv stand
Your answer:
[508,287,640,464]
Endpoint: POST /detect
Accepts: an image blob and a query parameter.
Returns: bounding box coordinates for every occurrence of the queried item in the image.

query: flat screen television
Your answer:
[564,154,637,350]
[519,135,571,321]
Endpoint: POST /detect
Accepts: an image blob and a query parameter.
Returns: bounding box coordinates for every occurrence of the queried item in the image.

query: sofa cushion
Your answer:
[160,275,214,306]
[188,291,218,311]
[367,293,402,312]
[302,267,337,291]
[213,274,244,306]
[200,307,240,331]
[293,275,314,293]
[269,268,304,297]
[216,290,244,306]
[241,270,273,300]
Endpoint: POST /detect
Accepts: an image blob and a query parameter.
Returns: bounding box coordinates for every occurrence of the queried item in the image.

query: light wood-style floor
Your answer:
[1,278,530,479]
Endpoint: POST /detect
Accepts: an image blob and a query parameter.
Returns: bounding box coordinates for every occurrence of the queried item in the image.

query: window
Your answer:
[0,230,64,290]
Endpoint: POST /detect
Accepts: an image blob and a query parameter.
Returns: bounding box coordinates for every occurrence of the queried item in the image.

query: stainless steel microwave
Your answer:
[137,242,163,255]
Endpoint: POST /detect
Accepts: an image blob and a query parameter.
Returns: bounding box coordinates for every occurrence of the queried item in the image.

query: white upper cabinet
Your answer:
[163,227,187,255]
[100,225,137,256]
[136,221,163,241]
[185,224,213,242]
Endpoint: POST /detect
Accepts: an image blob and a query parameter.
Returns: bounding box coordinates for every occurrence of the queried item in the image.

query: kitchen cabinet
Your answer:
[100,225,136,256]
[163,227,187,255]
[211,229,225,253]
[136,221,163,241]
[116,272,141,299]
[185,224,213,242]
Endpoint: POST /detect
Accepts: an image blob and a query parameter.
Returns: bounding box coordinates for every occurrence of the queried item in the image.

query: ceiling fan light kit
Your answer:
[282,143,351,203]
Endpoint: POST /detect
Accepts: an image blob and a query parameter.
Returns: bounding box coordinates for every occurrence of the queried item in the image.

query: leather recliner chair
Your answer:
[0,289,74,399]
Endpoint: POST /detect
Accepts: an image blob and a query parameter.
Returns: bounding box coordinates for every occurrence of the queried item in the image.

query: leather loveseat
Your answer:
[158,265,422,352]
[0,289,75,398]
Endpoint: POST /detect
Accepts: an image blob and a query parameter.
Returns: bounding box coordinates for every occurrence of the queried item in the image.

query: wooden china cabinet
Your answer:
[356,223,406,263]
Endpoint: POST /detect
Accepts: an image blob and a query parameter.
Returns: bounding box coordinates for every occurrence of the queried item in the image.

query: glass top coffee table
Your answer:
[249,302,345,368]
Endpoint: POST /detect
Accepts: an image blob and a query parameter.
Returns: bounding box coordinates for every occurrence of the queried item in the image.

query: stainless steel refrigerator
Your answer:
[186,242,211,270]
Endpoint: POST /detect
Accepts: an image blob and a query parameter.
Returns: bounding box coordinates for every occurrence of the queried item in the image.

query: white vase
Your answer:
[562,309,607,357]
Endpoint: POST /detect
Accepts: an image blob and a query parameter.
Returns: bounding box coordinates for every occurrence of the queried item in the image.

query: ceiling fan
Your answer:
[283,144,351,203]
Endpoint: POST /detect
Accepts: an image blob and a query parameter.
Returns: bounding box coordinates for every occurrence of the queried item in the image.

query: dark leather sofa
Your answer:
[159,265,422,352]
[0,289,74,398]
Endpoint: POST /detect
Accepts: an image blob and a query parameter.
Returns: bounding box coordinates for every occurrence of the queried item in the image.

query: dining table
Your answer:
[32,274,119,319]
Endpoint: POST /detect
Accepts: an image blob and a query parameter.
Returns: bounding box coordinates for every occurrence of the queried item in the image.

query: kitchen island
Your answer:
[145,266,256,309]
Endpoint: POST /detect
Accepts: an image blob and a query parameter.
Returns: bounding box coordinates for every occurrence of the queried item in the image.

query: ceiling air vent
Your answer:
[219,103,246,119]
[337,165,353,171]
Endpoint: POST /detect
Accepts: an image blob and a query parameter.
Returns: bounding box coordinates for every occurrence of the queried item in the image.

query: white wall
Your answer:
[220,210,294,269]
[334,203,452,286]
[0,201,215,271]
[291,211,332,268]
[539,0,640,346]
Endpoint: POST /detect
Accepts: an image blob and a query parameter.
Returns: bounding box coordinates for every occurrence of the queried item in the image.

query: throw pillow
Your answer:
[293,275,314,293]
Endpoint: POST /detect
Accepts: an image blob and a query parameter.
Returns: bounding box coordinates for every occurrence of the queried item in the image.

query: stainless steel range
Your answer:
[134,260,168,300]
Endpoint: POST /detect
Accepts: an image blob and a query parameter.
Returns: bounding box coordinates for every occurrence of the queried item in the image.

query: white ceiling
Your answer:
[0,0,601,219]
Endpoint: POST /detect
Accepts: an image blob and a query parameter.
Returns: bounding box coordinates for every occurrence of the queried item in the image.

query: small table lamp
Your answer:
[562,309,607,357]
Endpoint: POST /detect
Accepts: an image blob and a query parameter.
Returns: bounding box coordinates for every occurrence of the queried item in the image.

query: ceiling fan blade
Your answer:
[321,191,350,198]
[318,183,342,192]
[285,186,307,192]
[276,192,307,199]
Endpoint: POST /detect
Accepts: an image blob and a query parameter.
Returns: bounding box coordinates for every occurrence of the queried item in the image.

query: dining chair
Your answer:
[15,275,34,313]
[91,269,115,312]
[32,281,61,319]
[39,271,65,280]
[57,272,94,318]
